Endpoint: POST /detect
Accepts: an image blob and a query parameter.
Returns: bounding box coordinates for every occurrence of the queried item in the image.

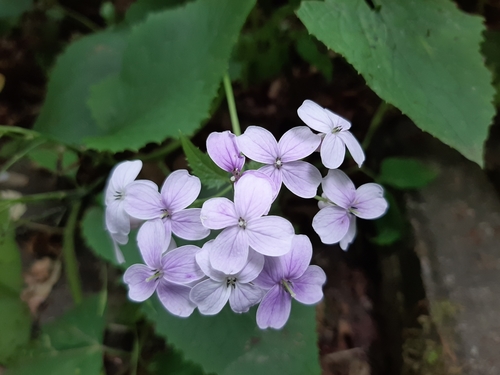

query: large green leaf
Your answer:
[297,0,495,166]
[378,157,438,189]
[84,0,255,152]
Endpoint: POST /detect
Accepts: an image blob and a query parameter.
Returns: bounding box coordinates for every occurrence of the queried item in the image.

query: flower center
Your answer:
[281,279,296,298]
[238,217,247,229]
[145,269,163,282]
[161,209,171,219]
[332,126,342,134]
[348,206,358,215]
[274,158,283,169]
[113,191,124,201]
[226,277,237,289]
[230,168,241,183]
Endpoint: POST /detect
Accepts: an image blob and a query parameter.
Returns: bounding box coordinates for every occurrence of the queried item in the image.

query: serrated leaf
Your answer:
[180,134,229,189]
[84,0,256,152]
[297,0,495,166]
[378,157,438,189]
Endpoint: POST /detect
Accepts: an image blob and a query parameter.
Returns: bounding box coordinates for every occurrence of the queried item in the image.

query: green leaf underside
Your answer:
[297,0,495,166]
[180,134,229,189]
[378,157,438,189]
[84,0,256,151]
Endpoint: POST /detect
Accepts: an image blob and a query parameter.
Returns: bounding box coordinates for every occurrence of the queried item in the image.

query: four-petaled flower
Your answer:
[297,100,365,169]
[207,131,245,183]
[312,169,388,250]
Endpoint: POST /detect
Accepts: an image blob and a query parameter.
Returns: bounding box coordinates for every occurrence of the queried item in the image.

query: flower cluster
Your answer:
[104,99,388,329]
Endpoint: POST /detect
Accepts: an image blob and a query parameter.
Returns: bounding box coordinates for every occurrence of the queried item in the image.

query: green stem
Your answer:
[314,195,329,203]
[223,73,241,136]
[360,166,376,180]
[56,3,101,32]
[139,139,181,162]
[63,201,83,305]
[0,125,40,139]
[362,101,391,149]
[0,138,46,174]
[0,189,80,204]
[192,185,232,208]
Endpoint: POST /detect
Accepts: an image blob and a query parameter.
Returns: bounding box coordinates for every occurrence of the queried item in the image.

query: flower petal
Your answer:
[157,279,196,317]
[123,264,158,302]
[324,109,351,131]
[320,133,346,169]
[105,201,130,239]
[353,183,388,219]
[210,226,249,274]
[234,173,273,220]
[322,169,356,209]
[161,169,201,212]
[229,283,265,313]
[339,214,356,251]
[292,265,326,304]
[312,206,350,245]
[279,126,321,162]
[254,255,284,290]
[207,131,245,173]
[171,208,210,240]
[162,245,204,284]
[105,160,143,204]
[246,216,294,256]
[237,126,279,164]
[111,238,125,264]
[125,181,162,220]
[236,249,265,283]
[254,165,282,200]
[137,219,165,269]
[281,161,321,198]
[196,241,226,281]
[256,285,292,329]
[337,130,365,167]
[281,234,312,280]
[189,279,230,315]
[200,198,238,230]
[297,100,332,134]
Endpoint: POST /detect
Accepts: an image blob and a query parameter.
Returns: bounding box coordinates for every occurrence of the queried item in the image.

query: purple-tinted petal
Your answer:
[246,216,294,256]
[110,231,128,246]
[257,165,282,199]
[162,245,204,284]
[320,133,346,169]
[236,249,265,283]
[339,214,356,251]
[189,279,230,315]
[353,183,388,219]
[254,256,284,289]
[337,131,365,167]
[279,126,321,162]
[297,100,332,134]
[161,170,201,212]
[325,109,351,131]
[281,234,312,280]
[256,285,291,329]
[105,201,130,238]
[237,126,279,164]
[157,279,196,317]
[292,265,326,304]
[111,238,125,264]
[171,208,210,240]
[105,160,143,204]
[165,237,177,253]
[234,173,273,220]
[123,264,158,302]
[125,182,163,220]
[196,241,226,281]
[210,226,249,274]
[200,198,238,230]
[281,161,321,198]
[229,283,265,313]
[322,169,356,209]
[137,219,165,269]
[312,207,350,245]
[207,131,245,173]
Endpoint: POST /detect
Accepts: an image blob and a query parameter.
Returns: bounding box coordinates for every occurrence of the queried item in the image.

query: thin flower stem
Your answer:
[0,125,40,139]
[0,189,80,204]
[56,3,101,32]
[139,139,182,162]
[0,138,46,174]
[360,166,376,180]
[314,195,329,203]
[223,73,241,136]
[63,201,83,305]
[362,101,392,150]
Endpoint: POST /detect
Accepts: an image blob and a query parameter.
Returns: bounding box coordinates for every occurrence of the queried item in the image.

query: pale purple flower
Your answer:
[255,235,326,329]
[190,241,265,314]
[207,131,245,182]
[123,219,204,317]
[237,126,321,198]
[312,169,388,250]
[124,169,210,244]
[200,172,294,274]
[297,100,365,169]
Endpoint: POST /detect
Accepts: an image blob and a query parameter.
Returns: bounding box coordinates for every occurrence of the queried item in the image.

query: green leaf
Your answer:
[0,0,32,19]
[378,157,438,189]
[148,347,206,375]
[180,134,230,189]
[85,0,256,152]
[27,144,78,175]
[295,33,332,82]
[5,295,105,375]
[297,0,495,166]
[372,190,404,246]
[124,0,191,25]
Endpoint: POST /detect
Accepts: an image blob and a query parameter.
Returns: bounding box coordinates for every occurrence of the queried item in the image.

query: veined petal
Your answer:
[234,173,273,220]
[189,279,230,315]
[281,234,312,280]
[256,285,292,329]
[200,198,238,230]
[125,182,163,220]
[292,265,326,304]
[210,226,249,274]
[320,133,346,169]
[256,165,282,200]
[236,249,265,283]
[237,126,279,164]
[105,160,143,204]
[339,214,357,251]
[337,131,365,167]
[312,207,350,245]
[322,169,356,209]
[105,201,130,238]
[171,208,210,240]
[137,219,165,269]
[207,131,245,173]
[110,230,128,246]
[279,126,321,162]
[161,170,201,212]
[254,255,284,289]
[325,109,351,131]
[246,216,294,257]
[297,100,332,134]
[157,279,196,317]
[123,264,158,302]
[229,283,265,313]
[281,161,321,198]
[196,241,226,281]
[353,183,388,219]
[162,245,204,284]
